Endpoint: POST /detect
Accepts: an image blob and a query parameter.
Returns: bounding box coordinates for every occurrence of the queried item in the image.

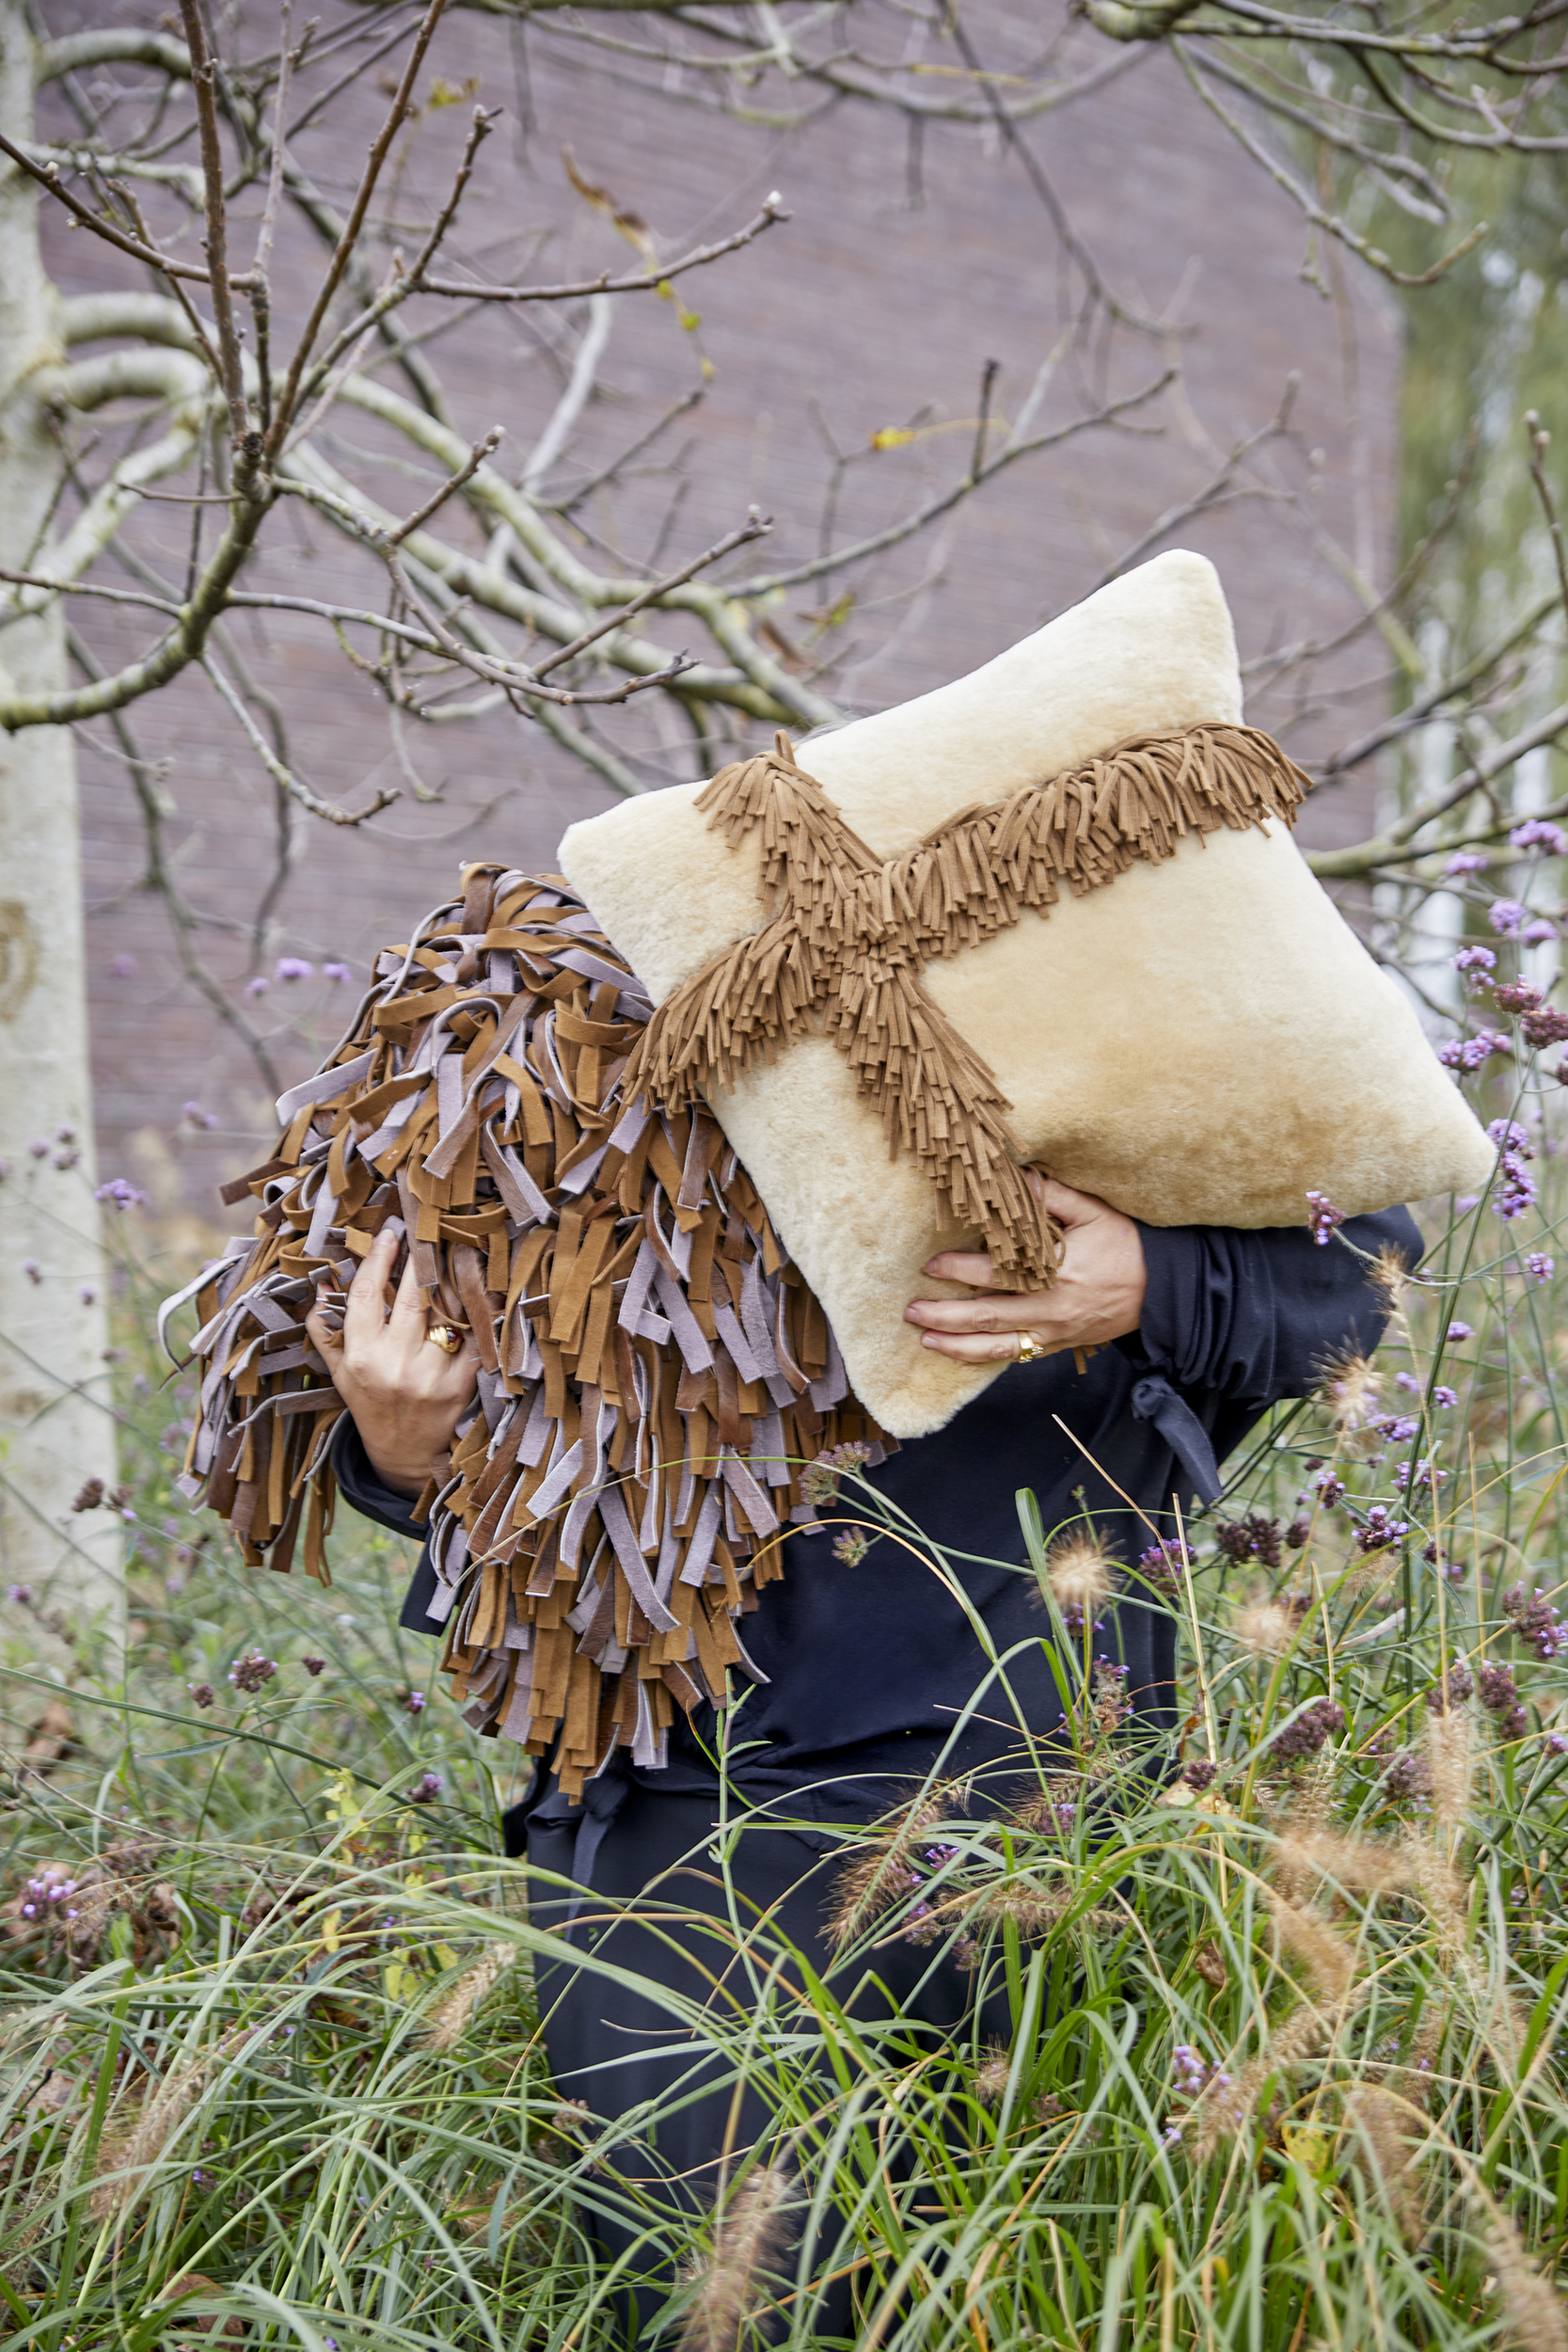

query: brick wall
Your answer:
[35,1,1402,1222]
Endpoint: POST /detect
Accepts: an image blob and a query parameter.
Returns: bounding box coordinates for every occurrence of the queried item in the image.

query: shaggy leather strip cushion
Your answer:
[560,550,1495,1441]
[161,868,891,1795]
[626,721,1312,1295]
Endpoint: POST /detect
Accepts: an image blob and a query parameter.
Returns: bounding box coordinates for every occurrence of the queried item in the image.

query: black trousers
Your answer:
[518,1782,1014,2346]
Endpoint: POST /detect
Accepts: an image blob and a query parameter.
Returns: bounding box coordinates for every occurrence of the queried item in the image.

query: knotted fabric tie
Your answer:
[1130,1373,1223,1505]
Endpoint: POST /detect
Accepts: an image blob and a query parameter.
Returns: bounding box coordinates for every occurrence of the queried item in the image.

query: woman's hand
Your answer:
[904,1176,1147,1365]
[305,1226,480,1497]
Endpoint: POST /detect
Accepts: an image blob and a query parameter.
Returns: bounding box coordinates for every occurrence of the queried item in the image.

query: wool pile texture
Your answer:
[626,722,1312,1290]
[163,866,892,1794]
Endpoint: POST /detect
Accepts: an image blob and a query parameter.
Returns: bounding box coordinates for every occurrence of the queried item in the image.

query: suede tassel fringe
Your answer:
[161,868,892,1796]
[625,722,1312,1290]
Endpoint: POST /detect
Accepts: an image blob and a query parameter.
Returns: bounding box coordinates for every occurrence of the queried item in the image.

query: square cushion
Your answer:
[559,550,1492,1438]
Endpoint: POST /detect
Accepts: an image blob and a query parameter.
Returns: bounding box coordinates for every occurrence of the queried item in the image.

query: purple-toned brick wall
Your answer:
[38,4,1400,1222]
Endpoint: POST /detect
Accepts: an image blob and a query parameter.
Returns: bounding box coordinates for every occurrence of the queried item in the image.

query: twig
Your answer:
[264,0,451,460]
[1525,411,1568,621]
[727,367,1176,599]
[0,569,181,617]
[969,358,1000,484]
[1171,40,1490,289]
[66,628,283,1097]
[415,195,787,303]
[0,131,249,289]
[175,0,250,452]
[388,426,504,545]
[200,655,399,826]
[946,8,1174,338]
[381,548,695,706]
[1089,377,1297,589]
[530,511,771,680]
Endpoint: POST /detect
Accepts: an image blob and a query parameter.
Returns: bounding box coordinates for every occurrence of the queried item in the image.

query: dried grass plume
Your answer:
[1485,2208,1568,2352]
[680,2162,792,2352]
[425,1944,523,2051]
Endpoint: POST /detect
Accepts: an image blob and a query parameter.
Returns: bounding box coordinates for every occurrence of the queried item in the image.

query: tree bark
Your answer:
[0,0,121,1658]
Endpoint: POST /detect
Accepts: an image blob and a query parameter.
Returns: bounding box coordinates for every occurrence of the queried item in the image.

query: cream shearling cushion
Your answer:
[559,549,1493,1438]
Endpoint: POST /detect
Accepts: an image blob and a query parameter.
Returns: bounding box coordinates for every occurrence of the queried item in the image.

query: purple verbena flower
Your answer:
[1501,1583,1568,1661]
[1270,1694,1346,1760]
[1522,1007,1568,1049]
[1489,898,1531,937]
[1528,1253,1555,1283]
[1445,850,1488,877]
[228,1649,277,1695]
[1448,1321,1473,1342]
[1439,1029,1512,1073]
[181,1101,217,1128]
[274,956,314,983]
[1305,1189,1345,1246]
[94,1177,148,1211]
[1511,819,1568,855]
[322,960,353,983]
[244,976,269,998]
[1452,944,1497,975]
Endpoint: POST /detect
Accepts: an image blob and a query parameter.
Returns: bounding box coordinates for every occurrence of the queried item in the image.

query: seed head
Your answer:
[1316,1349,1384,1434]
[1044,1533,1116,1619]
[424,1945,522,2051]
[680,2163,792,2352]
[1233,1593,1307,1658]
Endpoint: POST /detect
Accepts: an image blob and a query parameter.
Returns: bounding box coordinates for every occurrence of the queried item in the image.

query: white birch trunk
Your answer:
[0,0,121,1656]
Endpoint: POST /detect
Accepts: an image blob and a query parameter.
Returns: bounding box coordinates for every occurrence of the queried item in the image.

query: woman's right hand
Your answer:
[306,1225,480,1499]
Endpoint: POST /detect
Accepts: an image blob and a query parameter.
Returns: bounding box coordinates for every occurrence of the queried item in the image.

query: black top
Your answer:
[335,1210,1418,1813]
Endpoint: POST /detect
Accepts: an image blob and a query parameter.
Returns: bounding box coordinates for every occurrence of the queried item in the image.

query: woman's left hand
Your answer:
[904,1176,1147,1364]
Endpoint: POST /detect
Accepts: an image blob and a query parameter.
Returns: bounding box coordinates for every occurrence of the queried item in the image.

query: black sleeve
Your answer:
[1132,1206,1422,1409]
[329,1418,444,1635]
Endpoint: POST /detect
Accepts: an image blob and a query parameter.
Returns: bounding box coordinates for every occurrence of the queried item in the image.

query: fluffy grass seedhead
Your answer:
[425,1944,522,2051]
[1424,1704,1476,1836]
[1042,1532,1117,1618]
[1484,2208,1568,2352]
[1316,1348,1384,1435]
[679,2162,792,2352]
[1233,1590,1308,1659]
[1342,2083,1424,2245]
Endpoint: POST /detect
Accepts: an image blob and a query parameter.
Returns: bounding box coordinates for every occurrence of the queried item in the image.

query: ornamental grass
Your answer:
[3,1072,1568,2348]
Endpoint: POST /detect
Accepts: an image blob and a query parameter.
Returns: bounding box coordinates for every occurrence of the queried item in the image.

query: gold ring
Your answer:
[425,1323,463,1354]
[1016,1330,1043,1364]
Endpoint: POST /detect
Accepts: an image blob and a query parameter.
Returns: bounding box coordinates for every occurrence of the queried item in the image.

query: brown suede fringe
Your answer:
[162,869,892,1794]
[626,722,1312,1288]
